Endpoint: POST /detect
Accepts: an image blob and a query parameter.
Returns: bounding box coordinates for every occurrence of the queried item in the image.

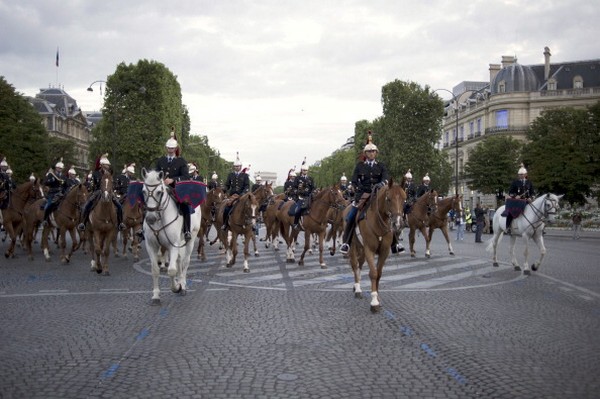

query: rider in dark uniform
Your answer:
[251,174,263,193]
[114,163,136,198]
[222,153,250,231]
[42,159,67,226]
[291,160,315,231]
[0,157,11,210]
[283,169,296,201]
[340,132,390,254]
[65,165,81,190]
[402,169,417,217]
[208,172,220,190]
[154,132,192,241]
[505,164,535,235]
[188,162,204,182]
[416,173,432,198]
[78,154,125,232]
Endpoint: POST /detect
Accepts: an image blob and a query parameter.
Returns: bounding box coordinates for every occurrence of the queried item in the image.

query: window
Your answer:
[459,125,464,140]
[573,75,583,89]
[496,109,508,128]
[445,131,449,144]
[469,121,474,135]
[548,78,557,91]
[477,118,482,133]
[498,80,506,93]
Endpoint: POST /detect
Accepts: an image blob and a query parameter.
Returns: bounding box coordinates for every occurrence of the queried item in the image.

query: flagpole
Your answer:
[55,47,59,87]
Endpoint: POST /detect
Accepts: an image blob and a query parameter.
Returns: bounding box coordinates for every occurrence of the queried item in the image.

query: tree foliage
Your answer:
[523,102,600,205]
[0,76,50,183]
[464,135,524,199]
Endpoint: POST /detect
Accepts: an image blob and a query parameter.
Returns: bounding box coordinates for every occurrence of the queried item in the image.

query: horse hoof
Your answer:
[179,289,187,296]
[449,251,455,256]
[320,264,327,269]
[524,270,531,276]
[410,254,416,258]
[493,262,499,267]
[254,253,260,257]
[355,292,363,299]
[286,259,295,264]
[426,254,431,258]
[370,305,382,313]
[172,284,182,294]
[243,268,250,273]
[329,250,335,256]
[532,264,539,271]
[226,263,233,268]
[96,268,102,274]
[151,298,161,306]
[103,271,110,276]
[160,266,167,273]
[514,266,521,271]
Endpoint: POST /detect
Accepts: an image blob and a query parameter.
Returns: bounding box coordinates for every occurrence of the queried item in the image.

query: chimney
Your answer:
[501,55,516,68]
[489,63,501,83]
[544,46,551,81]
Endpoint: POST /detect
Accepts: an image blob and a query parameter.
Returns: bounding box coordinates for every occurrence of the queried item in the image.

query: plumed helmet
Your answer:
[256,175,262,181]
[55,158,64,169]
[363,130,378,152]
[166,128,178,149]
[404,169,413,179]
[211,171,218,180]
[121,164,127,174]
[518,163,527,175]
[99,153,110,166]
[88,172,93,179]
[340,173,347,182]
[29,173,35,182]
[126,163,136,174]
[188,163,197,173]
[68,165,76,176]
[0,158,7,167]
[423,173,430,182]
[289,167,297,177]
[233,152,242,167]
[6,168,12,175]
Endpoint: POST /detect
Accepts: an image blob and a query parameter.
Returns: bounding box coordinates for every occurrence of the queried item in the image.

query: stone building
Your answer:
[441,47,600,209]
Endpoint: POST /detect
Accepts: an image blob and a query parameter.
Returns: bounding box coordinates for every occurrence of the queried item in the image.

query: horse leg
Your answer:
[243,233,251,272]
[521,236,532,275]
[409,228,417,258]
[440,226,454,255]
[318,232,326,269]
[422,226,431,258]
[58,228,68,264]
[350,251,363,299]
[101,234,111,276]
[252,233,259,257]
[365,250,382,313]
[42,226,52,262]
[168,247,182,292]
[531,232,546,272]
[146,248,162,305]
[510,235,521,271]
[298,232,310,267]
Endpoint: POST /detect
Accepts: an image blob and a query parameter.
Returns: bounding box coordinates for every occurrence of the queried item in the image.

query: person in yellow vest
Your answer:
[464,207,472,232]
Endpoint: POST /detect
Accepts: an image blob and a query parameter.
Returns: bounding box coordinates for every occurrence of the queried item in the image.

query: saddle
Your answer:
[501,198,527,218]
[356,192,372,221]
[225,194,240,207]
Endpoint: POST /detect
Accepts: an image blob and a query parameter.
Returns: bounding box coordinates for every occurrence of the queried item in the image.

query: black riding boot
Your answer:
[340,206,358,254]
[505,214,513,235]
[78,193,98,231]
[222,207,230,231]
[181,204,192,241]
[42,204,53,227]
[113,198,125,231]
[391,232,405,254]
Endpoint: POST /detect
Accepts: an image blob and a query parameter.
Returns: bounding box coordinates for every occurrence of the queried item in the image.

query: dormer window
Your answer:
[498,80,506,93]
[573,75,583,89]
[547,78,557,91]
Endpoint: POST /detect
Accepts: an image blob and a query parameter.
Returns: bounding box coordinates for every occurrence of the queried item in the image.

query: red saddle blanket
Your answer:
[501,198,527,218]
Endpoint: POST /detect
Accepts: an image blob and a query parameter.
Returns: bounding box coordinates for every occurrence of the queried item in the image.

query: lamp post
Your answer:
[432,88,460,196]
[87,80,146,168]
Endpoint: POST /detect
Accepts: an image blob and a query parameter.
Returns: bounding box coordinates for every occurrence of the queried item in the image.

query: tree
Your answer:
[89,60,185,170]
[464,135,524,200]
[377,80,452,192]
[523,103,600,206]
[0,76,50,183]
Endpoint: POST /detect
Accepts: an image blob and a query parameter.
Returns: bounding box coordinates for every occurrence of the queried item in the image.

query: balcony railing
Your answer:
[485,125,529,135]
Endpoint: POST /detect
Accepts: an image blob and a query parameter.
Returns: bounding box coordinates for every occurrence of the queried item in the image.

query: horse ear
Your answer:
[141,168,147,179]
[158,170,164,180]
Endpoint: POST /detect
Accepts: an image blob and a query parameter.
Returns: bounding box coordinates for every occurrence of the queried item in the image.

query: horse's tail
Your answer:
[485,238,495,253]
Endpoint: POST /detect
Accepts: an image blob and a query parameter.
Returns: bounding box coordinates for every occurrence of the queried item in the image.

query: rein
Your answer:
[519,195,558,234]
[305,189,343,226]
[143,181,187,248]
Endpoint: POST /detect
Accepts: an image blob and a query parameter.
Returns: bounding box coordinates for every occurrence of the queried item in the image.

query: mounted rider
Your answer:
[188,162,204,183]
[251,174,263,192]
[340,132,390,255]
[402,169,417,217]
[416,173,432,198]
[283,168,296,201]
[65,165,81,189]
[208,171,220,190]
[0,157,11,209]
[291,158,315,231]
[222,152,250,231]
[339,173,353,201]
[42,158,67,226]
[114,163,136,199]
[78,154,126,232]
[504,164,535,235]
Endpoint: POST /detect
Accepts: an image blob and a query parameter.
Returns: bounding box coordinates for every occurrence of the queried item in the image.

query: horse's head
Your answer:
[99,172,114,202]
[141,169,168,217]
[239,192,259,226]
[384,182,406,232]
[542,193,562,223]
[208,186,225,206]
[253,183,274,205]
[426,190,439,213]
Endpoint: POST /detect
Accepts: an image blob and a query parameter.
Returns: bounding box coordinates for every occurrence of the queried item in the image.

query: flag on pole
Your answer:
[56,47,59,67]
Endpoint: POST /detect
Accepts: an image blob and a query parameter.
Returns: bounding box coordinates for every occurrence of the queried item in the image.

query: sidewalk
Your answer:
[541,226,600,239]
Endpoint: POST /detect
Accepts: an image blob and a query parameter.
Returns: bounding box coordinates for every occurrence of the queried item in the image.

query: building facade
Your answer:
[28,87,92,173]
[441,47,600,209]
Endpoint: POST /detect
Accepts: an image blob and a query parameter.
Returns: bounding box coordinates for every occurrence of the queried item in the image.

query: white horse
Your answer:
[487,193,562,275]
[141,169,202,305]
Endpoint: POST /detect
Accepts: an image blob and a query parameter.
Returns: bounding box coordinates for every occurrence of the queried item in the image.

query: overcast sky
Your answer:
[1,0,598,184]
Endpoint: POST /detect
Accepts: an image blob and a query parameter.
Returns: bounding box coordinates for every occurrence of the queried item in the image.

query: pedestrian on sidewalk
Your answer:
[572,211,583,240]
[455,214,465,241]
[474,202,485,243]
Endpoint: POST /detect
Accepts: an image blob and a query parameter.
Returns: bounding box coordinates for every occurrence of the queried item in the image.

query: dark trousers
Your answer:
[342,206,358,245]
[475,221,484,242]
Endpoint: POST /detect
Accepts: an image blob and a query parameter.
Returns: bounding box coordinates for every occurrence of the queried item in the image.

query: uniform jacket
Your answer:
[90,168,113,192]
[251,183,262,192]
[154,156,189,187]
[283,179,295,199]
[43,170,66,197]
[208,180,220,190]
[416,183,432,198]
[190,173,204,183]
[292,174,315,200]
[508,178,535,199]
[114,173,131,196]
[404,181,417,203]
[225,171,250,196]
[351,160,389,198]
[66,177,81,190]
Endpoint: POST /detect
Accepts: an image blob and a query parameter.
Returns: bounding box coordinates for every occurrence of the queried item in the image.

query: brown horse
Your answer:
[325,197,350,256]
[347,181,406,312]
[262,193,286,251]
[425,194,462,257]
[1,179,42,258]
[296,186,346,268]
[87,173,118,275]
[197,186,225,261]
[36,183,88,263]
[214,191,258,272]
[119,193,144,261]
[248,183,274,256]
[405,190,439,258]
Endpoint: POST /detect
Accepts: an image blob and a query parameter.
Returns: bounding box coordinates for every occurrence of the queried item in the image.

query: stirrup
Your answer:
[77,223,85,231]
[118,223,126,231]
[42,220,49,227]
[340,243,350,254]
[221,224,228,231]
[135,229,145,241]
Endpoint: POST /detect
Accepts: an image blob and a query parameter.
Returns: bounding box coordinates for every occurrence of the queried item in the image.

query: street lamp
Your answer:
[432,88,460,196]
[87,79,146,168]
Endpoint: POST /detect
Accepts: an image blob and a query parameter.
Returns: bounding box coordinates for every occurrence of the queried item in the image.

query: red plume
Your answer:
[94,155,102,171]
